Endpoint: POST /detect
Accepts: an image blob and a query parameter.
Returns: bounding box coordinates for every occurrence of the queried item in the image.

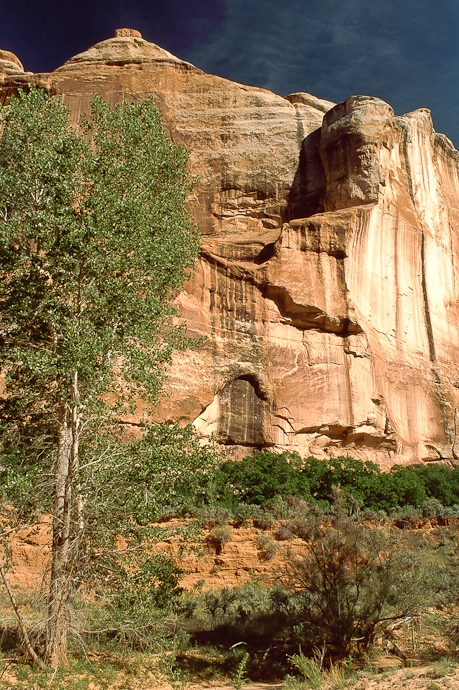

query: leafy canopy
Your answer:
[0,89,206,664]
[0,88,200,455]
[213,451,459,514]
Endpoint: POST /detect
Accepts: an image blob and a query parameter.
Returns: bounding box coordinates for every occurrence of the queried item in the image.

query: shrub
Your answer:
[204,587,236,620]
[391,504,423,526]
[275,523,294,541]
[112,553,184,614]
[270,495,291,519]
[232,503,259,522]
[252,509,275,530]
[284,504,321,540]
[288,648,324,689]
[280,502,428,654]
[191,582,294,646]
[214,451,311,508]
[87,553,185,651]
[206,526,233,554]
[255,534,279,561]
[197,505,234,527]
[231,650,250,690]
[422,497,446,518]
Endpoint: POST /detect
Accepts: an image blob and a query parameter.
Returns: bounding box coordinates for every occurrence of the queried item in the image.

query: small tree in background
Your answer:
[282,498,428,655]
[0,88,200,666]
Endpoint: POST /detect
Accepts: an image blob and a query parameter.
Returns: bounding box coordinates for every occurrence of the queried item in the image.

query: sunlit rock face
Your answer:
[2,32,459,467]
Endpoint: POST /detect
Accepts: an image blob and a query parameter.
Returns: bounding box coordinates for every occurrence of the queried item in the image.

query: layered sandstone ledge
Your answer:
[2,31,459,467]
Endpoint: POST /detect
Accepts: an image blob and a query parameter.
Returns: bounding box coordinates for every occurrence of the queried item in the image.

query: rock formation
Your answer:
[2,30,459,467]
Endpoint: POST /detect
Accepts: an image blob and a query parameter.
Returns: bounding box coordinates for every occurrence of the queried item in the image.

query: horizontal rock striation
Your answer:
[2,32,459,466]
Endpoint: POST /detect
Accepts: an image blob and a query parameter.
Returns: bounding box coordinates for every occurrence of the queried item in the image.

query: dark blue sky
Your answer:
[2,0,458,146]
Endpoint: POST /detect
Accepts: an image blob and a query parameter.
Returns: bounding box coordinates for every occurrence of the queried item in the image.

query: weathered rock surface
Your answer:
[0,49,25,78]
[2,31,459,466]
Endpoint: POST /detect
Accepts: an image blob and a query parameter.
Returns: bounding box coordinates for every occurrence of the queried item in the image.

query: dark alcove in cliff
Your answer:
[218,375,267,447]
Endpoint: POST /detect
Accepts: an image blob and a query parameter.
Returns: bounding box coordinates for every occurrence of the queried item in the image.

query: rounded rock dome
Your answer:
[0,49,24,76]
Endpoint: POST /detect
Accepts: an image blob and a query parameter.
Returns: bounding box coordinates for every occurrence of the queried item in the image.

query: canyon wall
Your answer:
[2,30,459,467]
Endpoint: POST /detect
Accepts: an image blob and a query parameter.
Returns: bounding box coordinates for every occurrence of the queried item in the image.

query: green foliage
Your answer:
[0,87,202,664]
[113,553,184,613]
[0,88,200,457]
[196,505,234,527]
[301,455,379,504]
[0,451,48,522]
[80,553,185,652]
[95,423,222,526]
[287,648,349,690]
[212,451,459,515]
[387,465,428,508]
[82,545,190,652]
[231,650,250,690]
[407,463,459,506]
[215,451,311,508]
[288,648,324,689]
[252,507,276,530]
[422,497,445,518]
[159,634,191,690]
[203,587,237,622]
[59,423,214,597]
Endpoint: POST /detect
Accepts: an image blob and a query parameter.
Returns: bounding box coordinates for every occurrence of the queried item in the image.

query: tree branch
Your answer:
[0,550,44,668]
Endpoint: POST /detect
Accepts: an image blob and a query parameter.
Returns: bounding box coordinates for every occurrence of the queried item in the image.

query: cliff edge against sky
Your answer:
[2,29,459,467]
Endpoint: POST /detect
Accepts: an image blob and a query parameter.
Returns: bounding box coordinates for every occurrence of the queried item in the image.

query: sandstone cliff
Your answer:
[2,30,459,467]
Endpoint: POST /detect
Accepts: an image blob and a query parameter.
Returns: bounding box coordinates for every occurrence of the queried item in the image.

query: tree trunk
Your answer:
[46,402,71,666]
[45,372,80,667]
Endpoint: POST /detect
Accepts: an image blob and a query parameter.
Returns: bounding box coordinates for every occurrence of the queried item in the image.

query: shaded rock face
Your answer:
[2,32,459,467]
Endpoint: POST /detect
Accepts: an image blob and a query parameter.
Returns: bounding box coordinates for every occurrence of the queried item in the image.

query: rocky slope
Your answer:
[2,29,459,467]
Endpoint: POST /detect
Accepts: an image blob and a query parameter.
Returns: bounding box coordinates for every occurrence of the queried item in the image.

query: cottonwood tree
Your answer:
[0,89,200,666]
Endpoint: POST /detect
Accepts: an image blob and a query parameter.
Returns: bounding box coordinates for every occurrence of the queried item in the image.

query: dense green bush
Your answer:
[407,463,459,505]
[213,451,311,508]
[91,422,221,526]
[214,452,395,513]
[213,451,459,515]
[302,457,429,511]
[113,553,184,613]
[301,455,379,503]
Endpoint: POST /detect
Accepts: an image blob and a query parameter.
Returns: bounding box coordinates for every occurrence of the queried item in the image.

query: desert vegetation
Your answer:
[1,449,459,688]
